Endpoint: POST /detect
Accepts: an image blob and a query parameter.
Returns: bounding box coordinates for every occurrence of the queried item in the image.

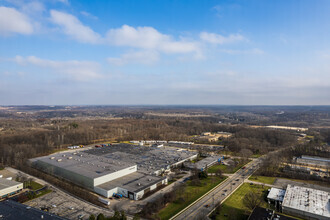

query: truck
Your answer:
[113,193,123,198]
[98,197,110,205]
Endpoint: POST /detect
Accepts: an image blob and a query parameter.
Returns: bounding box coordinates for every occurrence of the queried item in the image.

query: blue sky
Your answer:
[1,0,330,105]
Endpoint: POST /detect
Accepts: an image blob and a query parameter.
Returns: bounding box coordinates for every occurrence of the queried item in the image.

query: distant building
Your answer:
[0,177,23,199]
[295,155,330,168]
[265,125,308,132]
[288,155,330,178]
[198,132,232,142]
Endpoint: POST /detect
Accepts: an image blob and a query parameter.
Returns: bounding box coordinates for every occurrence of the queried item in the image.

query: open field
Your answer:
[157,176,227,220]
[29,181,44,190]
[248,176,276,185]
[208,160,250,174]
[215,183,270,220]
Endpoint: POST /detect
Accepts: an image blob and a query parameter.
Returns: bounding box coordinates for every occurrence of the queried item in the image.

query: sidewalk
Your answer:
[244,179,276,188]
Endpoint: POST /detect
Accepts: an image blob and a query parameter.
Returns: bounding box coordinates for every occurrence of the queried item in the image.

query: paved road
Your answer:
[171,158,263,220]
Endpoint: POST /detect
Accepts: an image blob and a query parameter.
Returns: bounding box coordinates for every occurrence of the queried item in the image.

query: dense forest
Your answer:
[0,105,329,169]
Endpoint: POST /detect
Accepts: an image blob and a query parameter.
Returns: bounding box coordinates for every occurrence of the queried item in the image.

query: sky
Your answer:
[1,0,330,105]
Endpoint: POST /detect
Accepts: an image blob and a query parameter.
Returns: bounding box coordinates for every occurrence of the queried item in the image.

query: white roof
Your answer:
[0,178,22,191]
[282,184,330,218]
[267,188,286,202]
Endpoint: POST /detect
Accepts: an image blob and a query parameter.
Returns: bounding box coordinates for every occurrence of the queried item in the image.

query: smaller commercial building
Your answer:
[267,187,286,202]
[282,184,330,220]
[95,172,167,200]
[186,155,223,171]
[0,177,23,198]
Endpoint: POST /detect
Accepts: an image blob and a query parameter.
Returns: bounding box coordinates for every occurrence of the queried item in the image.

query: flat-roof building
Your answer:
[282,184,330,220]
[295,155,330,168]
[267,188,286,202]
[185,155,223,171]
[0,178,23,198]
[31,144,197,200]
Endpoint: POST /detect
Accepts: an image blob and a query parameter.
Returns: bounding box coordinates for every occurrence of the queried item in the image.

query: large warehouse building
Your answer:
[31,144,197,200]
[281,184,330,220]
[0,177,23,199]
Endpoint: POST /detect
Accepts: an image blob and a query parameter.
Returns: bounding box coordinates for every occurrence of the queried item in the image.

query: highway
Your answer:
[171,158,262,220]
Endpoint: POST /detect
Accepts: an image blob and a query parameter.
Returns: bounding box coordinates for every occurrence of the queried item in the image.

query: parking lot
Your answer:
[25,186,115,220]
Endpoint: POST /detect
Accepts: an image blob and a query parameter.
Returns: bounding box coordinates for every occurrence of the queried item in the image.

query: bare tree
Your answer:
[242,191,261,210]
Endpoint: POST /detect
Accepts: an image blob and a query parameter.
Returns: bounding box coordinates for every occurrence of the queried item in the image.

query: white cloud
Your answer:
[220,48,264,55]
[50,10,101,44]
[56,0,69,4]
[0,6,33,35]
[106,25,200,54]
[80,11,98,20]
[13,55,102,80]
[200,32,246,44]
[107,50,159,65]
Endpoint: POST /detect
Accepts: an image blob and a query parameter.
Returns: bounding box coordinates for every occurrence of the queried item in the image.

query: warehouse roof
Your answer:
[84,144,197,175]
[33,151,136,179]
[193,155,222,170]
[282,184,330,218]
[267,188,286,202]
[0,200,67,220]
[96,172,166,193]
[0,178,22,191]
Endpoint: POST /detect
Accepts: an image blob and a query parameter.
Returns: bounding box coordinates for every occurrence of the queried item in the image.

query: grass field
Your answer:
[248,176,276,185]
[157,176,227,220]
[35,189,52,198]
[30,181,44,190]
[214,183,270,220]
[208,160,250,174]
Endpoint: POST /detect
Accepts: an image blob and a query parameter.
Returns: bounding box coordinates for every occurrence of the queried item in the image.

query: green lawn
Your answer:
[36,189,52,198]
[157,176,227,220]
[30,181,44,190]
[248,176,276,185]
[208,160,250,174]
[214,183,270,220]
